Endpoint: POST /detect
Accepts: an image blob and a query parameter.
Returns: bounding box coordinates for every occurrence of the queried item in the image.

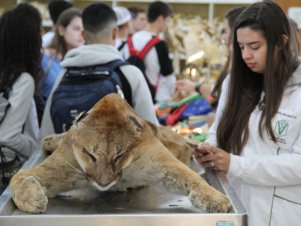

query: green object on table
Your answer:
[194,134,207,142]
[159,93,203,109]
[187,132,207,143]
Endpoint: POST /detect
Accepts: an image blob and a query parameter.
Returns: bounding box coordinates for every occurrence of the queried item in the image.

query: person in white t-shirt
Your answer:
[122,1,176,103]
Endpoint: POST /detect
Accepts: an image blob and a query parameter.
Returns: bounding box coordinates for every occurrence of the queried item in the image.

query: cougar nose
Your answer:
[98,181,111,187]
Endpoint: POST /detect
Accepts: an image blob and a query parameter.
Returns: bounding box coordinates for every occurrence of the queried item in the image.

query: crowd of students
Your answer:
[0,0,301,225]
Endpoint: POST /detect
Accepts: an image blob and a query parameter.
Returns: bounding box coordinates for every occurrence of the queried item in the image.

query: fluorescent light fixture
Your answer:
[187,50,205,64]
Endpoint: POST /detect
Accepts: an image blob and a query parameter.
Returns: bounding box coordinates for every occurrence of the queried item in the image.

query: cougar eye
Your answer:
[83,148,97,163]
[115,149,126,161]
[115,153,123,162]
[85,172,93,179]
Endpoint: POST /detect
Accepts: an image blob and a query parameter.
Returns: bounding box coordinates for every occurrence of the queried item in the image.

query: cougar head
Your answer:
[68,94,144,191]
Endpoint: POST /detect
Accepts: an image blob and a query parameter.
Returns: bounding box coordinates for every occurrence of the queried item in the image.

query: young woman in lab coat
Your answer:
[195,1,301,225]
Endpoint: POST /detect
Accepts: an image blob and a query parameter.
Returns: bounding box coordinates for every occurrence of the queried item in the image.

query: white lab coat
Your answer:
[207,60,301,226]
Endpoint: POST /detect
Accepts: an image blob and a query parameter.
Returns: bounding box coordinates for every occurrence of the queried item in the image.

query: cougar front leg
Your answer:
[145,143,231,213]
[10,170,48,213]
[10,146,87,213]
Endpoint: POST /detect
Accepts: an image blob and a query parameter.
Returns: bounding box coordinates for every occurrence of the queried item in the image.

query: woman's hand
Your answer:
[194,143,230,172]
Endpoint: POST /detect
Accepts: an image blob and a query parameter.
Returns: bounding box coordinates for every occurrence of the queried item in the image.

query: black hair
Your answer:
[128,6,145,19]
[48,0,73,24]
[82,3,117,33]
[0,3,42,94]
[225,6,247,32]
[217,0,299,155]
[48,8,82,58]
[147,1,172,23]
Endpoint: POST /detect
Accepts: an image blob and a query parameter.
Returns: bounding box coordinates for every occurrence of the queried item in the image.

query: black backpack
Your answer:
[127,35,161,102]
[50,59,132,133]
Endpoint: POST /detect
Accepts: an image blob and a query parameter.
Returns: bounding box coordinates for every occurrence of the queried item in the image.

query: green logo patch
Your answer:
[274,120,289,137]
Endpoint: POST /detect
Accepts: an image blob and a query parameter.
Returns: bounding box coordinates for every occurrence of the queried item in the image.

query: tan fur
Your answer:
[10,94,231,213]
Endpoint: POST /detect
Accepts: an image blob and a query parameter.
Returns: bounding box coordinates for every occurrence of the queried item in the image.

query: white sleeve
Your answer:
[121,65,159,125]
[156,73,176,102]
[206,75,230,145]
[120,44,130,60]
[228,139,301,186]
[40,69,66,138]
[0,73,37,157]
[206,74,301,187]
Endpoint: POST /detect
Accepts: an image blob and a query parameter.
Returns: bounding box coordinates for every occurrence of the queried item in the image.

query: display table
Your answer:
[0,150,247,226]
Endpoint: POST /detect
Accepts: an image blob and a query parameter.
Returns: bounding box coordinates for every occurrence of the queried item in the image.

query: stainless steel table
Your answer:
[0,150,247,226]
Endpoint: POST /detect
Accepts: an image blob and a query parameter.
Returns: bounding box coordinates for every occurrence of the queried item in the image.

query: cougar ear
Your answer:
[127,116,144,131]
[74,111,88,123]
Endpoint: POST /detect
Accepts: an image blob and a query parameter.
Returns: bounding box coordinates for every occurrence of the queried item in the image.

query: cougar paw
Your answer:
[189,190,231,213]
[41,134,62,153]
[11,176,48,213]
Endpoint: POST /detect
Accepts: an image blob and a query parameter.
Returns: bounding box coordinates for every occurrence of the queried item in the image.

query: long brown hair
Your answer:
[48,8,81,59]
[217,0,299,155]
[211,6,246,105]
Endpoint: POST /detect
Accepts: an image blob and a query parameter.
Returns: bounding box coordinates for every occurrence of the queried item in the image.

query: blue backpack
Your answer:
[50,59,132,133]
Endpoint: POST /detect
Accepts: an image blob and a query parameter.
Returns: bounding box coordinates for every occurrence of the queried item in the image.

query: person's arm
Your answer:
[228,144,301,187]
[40,69,66,138]
[196,139,301,187]
[194,76,230,168]
[155,41,173,77]
[155,41,176,97]
[0,73,37,157]
[197,125,301,187]
[206,76,230,145]
[199,75,301,187]
[176,79,213,98]
[121,65,159,125]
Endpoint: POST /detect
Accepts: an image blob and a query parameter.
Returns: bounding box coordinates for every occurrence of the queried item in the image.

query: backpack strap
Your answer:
[127,35,137,56]
[104,60,133,106]
[140,37,161,99]
[139,37,161,59]
[127,35,161,60]
[115,66,132,106]
[117,41,126,51]
[127,35,161,103]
